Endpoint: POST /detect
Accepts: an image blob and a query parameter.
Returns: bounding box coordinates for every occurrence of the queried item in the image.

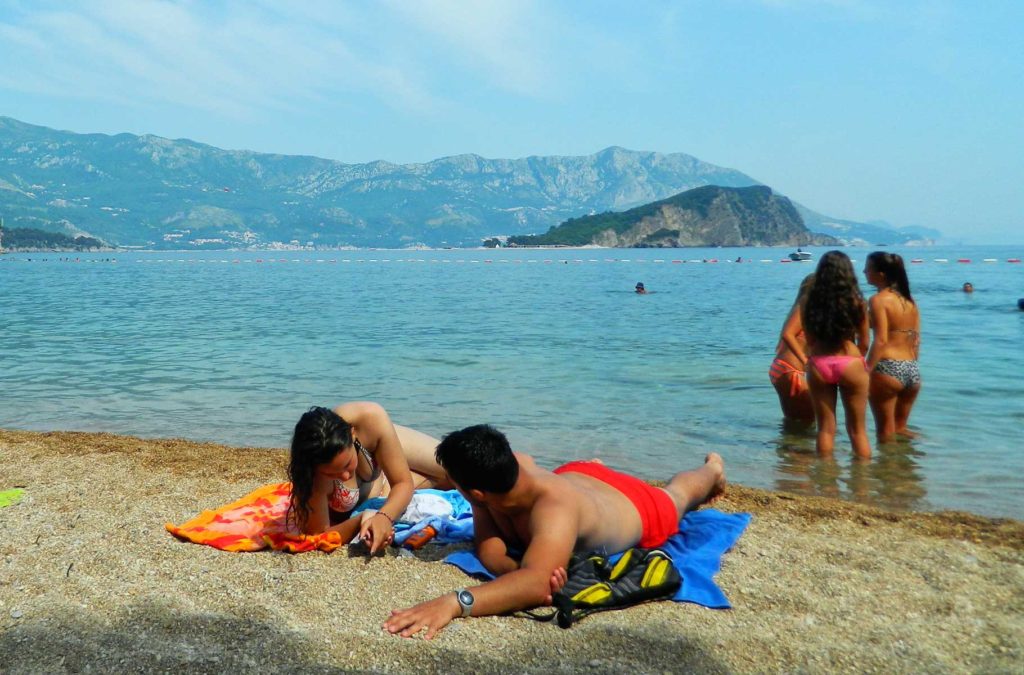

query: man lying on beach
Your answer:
[383,424,726,639]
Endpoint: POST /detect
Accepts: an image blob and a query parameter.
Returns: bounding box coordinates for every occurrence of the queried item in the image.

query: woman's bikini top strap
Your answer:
[354,438,382,483]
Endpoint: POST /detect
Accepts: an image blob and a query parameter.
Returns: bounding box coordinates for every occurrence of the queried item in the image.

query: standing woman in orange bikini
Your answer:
[864,252,922,441]
[770,274,815,420]
[801,251,871,457]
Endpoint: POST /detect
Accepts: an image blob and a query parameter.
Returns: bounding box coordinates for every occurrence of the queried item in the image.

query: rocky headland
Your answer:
[509,185,839,248]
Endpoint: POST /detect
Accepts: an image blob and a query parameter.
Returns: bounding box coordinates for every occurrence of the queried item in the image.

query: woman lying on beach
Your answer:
[864,252,922,441]
[770,274,815,421]
[287,402,450,552]
[802,251,871,458]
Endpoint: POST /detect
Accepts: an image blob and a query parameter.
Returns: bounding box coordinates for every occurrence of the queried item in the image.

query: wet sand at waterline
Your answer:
[1,429,1021,673]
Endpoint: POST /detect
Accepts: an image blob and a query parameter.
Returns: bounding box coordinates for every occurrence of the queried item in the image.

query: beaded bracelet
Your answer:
[375,511,394,525]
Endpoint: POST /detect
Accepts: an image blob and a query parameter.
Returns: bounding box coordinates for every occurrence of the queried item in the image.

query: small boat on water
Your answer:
[788,248,812,262]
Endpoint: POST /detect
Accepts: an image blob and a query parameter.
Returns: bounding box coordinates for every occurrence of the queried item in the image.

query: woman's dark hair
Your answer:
[287,406,354,530]
[867,251,914,303]
[802,250,865,349]
[435,425,519,494]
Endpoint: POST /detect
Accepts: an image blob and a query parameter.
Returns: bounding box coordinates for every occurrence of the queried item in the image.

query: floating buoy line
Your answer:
[2,256,1022,265]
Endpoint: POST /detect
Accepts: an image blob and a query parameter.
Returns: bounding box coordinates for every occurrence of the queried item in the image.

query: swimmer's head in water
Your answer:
[288,406,355,528]
[435,424,519,494]
[962,282,974,293]
[635,282,646,293]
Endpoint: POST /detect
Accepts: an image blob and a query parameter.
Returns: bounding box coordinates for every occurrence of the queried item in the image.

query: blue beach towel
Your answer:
[445,508,750,609]
[354,489,476,545]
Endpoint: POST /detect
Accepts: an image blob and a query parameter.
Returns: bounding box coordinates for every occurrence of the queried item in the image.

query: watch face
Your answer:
[458,590,474,606]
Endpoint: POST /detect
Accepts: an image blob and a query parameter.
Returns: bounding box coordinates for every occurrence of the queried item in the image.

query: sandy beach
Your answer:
[0,428,1021,674]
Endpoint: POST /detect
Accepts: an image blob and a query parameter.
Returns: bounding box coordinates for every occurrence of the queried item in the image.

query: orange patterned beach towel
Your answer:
[165,482,343,553]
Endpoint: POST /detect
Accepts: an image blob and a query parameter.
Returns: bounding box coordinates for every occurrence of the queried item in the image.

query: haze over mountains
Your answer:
[0,117,936,249]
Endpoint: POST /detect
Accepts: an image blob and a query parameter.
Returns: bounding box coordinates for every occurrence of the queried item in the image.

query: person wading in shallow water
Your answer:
[770,273,815,421]
[801,251,871,458]
[864,252,922,442]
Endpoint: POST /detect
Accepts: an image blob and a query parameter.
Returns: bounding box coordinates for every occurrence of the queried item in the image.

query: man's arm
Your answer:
[383,495,578,639]
[472,503,520,576]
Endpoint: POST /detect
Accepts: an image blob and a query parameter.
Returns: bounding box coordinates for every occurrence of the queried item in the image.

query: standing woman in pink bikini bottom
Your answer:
[801,251,872,458]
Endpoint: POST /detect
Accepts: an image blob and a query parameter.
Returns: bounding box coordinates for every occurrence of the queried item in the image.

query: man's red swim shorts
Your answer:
[553,460,680,547]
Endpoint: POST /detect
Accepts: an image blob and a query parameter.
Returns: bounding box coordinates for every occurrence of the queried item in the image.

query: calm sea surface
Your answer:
[2,246,1021,519]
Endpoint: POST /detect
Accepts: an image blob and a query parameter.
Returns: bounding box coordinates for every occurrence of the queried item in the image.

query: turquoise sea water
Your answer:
[2,246,1021,518]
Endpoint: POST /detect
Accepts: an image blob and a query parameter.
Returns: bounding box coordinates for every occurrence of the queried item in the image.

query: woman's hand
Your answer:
[359,510,394,553]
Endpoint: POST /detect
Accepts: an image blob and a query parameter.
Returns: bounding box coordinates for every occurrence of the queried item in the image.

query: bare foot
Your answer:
[895,428,918,439]
[703,452,727,504]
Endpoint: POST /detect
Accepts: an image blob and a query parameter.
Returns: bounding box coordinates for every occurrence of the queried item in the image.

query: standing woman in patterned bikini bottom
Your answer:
[864,252,922,441]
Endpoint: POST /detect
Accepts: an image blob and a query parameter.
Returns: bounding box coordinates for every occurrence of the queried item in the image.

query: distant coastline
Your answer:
[1,116,938,250]
[0,226,108,253]
[1,242,895,254]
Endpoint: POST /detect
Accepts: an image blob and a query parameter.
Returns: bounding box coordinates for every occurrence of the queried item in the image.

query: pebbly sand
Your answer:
[0,429,1021,674]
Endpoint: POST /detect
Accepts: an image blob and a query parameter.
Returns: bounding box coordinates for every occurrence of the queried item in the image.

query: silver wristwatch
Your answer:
[455,588,475,617]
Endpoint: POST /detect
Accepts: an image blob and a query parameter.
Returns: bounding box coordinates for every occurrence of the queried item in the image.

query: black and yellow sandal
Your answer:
[526,547,681,628]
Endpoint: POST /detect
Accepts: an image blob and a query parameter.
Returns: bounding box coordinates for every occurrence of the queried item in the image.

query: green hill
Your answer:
[508,185,837,247]
[2,227,105,251]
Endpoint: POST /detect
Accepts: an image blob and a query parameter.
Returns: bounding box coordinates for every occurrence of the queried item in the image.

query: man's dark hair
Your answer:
[435,424,519,494]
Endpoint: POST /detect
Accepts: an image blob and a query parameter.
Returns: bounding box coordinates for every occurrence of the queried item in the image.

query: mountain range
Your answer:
[0,116,937,249]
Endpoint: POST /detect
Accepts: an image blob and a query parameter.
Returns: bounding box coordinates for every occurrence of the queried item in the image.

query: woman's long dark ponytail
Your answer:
[867,251,914,303]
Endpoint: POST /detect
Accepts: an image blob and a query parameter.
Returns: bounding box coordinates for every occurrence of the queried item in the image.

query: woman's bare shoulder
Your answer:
[333,401,386,420]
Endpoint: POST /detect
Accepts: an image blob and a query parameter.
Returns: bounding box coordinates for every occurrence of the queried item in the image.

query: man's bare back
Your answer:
[487,454,648,556]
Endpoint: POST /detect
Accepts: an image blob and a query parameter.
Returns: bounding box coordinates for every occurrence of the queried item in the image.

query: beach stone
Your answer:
[10,608,22,618]
[2,428,1022,674]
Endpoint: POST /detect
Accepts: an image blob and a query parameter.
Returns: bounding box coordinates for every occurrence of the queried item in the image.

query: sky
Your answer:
[0,0,1021,243]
